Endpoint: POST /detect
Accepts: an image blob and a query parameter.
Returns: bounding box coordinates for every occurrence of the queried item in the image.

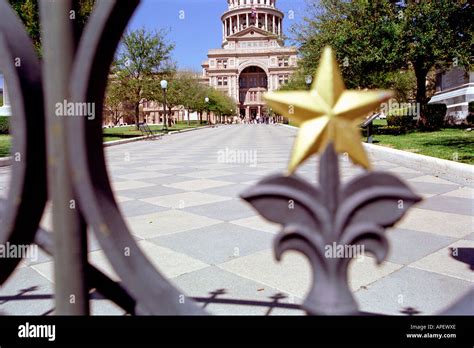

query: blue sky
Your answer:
[1,0,306,89]
[127,0,306,71]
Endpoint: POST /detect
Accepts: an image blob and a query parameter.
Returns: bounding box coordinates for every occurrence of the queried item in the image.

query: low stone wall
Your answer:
[363,143,473,187]
[279,123,473,187]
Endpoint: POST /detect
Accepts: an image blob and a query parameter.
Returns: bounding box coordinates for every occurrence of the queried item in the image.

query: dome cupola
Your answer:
[222,0,284,44]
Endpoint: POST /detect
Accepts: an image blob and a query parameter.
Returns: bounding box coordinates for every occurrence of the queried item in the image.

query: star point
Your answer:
[263,46,393,173]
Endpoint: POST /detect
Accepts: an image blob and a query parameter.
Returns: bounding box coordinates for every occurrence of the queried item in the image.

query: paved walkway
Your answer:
[1,125,473,315]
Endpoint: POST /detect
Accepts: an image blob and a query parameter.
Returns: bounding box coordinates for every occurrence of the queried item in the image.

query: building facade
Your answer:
[202,0,298,121]
[430,67,473,122]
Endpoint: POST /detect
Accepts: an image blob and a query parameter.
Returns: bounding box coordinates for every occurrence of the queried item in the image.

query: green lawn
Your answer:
[287,119,473,164]
[103,121,205,137]
[0,135,10,157]
[372,128,474,164]
[0,122,208,157]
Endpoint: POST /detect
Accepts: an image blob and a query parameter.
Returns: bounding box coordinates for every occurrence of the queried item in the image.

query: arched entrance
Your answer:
[238,66,268,122]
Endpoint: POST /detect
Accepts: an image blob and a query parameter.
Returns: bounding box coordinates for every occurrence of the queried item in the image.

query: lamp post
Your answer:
[205,96,210,125]
[305,75,313,90]
[160,79,168,131]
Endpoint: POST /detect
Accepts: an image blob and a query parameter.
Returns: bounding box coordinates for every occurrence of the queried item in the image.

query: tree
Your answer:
[168,72,203,126]
[292,0,473,125]
[399,1,473,106]
[292,0,404,90]
[207,88,237,124]
[114,28,175,129]
[9,0,95,52]
[104,79,132,126]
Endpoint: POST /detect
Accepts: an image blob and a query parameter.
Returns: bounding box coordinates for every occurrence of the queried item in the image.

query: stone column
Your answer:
[246,13,249,28]
[265,13,268,31]
[272,15,275,34]
[237,14,240,30]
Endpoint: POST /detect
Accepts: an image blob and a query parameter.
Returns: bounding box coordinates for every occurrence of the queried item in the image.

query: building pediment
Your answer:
[228,26,275,40]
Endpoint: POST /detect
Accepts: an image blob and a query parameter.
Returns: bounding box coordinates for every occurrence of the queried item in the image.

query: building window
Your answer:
[216,59,228,69]
[217,77,228,86]
[278,75,289,86]
[278,56,289,67]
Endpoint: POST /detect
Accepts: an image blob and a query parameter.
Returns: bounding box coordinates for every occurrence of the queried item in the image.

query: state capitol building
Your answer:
[201,0,298,121]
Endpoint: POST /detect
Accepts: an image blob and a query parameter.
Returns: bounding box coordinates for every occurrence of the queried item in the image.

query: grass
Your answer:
[372,128,474,164]
[103,121,205,137]
[284,119,473,164]
[0,135,10,157]
[0,121,208,157]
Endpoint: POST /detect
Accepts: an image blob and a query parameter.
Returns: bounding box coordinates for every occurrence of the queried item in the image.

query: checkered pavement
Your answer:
[0,125,472,315]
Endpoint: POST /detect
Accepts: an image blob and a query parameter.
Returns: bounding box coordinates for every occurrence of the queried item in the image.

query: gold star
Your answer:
[264,46,393,173]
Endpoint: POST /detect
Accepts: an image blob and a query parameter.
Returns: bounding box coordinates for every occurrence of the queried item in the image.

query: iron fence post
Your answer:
[39,0,89,315]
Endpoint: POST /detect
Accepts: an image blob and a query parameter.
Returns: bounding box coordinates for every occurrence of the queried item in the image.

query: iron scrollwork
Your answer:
[241,144,422,315]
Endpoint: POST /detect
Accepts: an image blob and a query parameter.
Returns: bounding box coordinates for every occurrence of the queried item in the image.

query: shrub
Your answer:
[386,114,415,128]
[377,126,406,135]
[361,125,406,137]
[467,101,474,125]
[421,104,446,130]
[0,116,9,134]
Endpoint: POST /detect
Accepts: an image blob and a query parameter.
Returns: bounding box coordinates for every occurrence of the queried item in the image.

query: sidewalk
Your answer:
[0,125,472,315]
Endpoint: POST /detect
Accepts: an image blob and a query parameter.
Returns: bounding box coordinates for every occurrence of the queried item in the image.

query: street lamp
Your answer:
[205,96,210,125]
[160,79,168,131]
[305,75,313,89]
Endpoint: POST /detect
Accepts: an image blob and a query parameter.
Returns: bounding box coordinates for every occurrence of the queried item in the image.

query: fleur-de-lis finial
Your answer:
[241,144,421,315]
[242,47,421,315]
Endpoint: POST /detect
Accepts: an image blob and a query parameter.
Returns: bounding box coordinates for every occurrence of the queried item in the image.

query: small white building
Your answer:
[429,68,473,122]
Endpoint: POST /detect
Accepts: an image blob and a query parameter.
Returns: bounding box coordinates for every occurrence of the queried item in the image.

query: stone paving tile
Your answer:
[180,170,235,179]
[406,181,460,195]
[150,223,274,265]
[141,191,231,209]
[0,267,54,315]
[165,178,232,191]
[125,210,220,239]
[134,164,180,171]
[212,173,263,183]
[442,187,474,199]
[409,175,460,185]
[416,195,474,216]
[230,215,280,234]
[114,185,184,200]
[201,183,251,199]
[139,175,197,186]
[182,199,256,222]
[218,250,312,298]
[386,228,456,265]
[397,208,473,238]
[465,233,474,241]
[111,180,155,192]
[171,266,297,315]
[118,199,168,217]
[410,239,474,282]
[355,267,474,315]
[115,172,170,181]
